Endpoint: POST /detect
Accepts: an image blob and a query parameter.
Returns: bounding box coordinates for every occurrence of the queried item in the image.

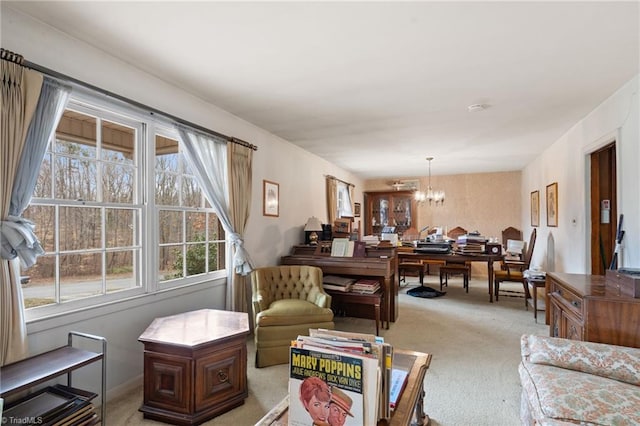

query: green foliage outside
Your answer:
[172,234,218,277]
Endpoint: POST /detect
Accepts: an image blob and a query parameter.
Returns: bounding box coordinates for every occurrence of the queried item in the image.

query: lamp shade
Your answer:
[304,216,323,231]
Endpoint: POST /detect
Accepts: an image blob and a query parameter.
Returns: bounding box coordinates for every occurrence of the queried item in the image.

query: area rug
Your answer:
[406,285,446,298]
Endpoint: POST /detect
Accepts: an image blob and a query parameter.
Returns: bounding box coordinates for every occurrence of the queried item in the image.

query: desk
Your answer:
[281,252,398,323]
[398,250,504,302]
[254,349,432,426]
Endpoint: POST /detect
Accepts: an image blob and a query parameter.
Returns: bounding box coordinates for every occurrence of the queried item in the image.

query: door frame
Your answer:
[584,131,619,274]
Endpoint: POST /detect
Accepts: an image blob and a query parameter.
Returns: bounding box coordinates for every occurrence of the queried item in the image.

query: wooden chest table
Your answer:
[139,309,250,425]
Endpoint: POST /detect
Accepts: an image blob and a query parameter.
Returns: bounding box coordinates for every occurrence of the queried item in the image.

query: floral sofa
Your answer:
[519,334,640,425]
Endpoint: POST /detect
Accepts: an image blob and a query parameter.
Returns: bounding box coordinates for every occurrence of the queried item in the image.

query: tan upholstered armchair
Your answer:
[251,265,335,368]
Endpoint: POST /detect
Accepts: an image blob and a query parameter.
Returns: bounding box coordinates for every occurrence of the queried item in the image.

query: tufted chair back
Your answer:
[250,265,334,367]
[251,265,331,314]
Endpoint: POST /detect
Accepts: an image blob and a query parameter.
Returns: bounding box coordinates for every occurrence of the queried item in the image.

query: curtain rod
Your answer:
[325,175,354,187]
[1,48,258,151]
[1,48,24,65]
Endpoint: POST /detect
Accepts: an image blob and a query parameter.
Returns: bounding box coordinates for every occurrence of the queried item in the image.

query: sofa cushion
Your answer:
[522,334,640,386]
[520,361,640,425]
[256,299,334,327]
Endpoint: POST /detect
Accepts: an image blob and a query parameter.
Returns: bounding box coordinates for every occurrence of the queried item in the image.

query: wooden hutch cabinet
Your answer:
[364,191,417,237]
[547,272,640,348]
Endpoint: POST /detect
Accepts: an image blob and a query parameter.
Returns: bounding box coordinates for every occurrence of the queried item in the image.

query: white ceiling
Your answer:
[6,1,639,179]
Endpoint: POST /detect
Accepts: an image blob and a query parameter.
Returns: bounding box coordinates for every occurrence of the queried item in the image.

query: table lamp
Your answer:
[304,216,323,245]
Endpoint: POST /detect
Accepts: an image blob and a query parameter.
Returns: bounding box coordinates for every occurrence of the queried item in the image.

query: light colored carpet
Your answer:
[107,276,547,425]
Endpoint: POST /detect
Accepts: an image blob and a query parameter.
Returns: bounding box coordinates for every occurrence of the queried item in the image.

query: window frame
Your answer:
[23,88,227,322]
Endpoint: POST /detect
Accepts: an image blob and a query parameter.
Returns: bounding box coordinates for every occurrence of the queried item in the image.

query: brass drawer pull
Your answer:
[217,370,229,383]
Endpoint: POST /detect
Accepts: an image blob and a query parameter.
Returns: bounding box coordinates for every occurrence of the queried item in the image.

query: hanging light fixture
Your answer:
[415,157,445,205]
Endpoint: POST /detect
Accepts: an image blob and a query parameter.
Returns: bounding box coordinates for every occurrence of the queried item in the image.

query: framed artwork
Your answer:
[354,202,361,217]
[546,182,558,227]
[333,218,351,235]
[530,190,540,227]
[263,180,279,217]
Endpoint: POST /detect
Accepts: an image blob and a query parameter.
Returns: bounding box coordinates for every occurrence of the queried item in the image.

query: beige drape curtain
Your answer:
[1,59,43,365]
[228,142,253,314]
[326,177,338,226]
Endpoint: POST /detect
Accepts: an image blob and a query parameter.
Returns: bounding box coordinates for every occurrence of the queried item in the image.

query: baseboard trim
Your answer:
[105,374,143,404]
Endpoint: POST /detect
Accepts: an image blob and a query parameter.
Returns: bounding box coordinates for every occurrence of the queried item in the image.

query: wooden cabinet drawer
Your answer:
[551,286,583,317]
[195,343,247,412]
[546,272,640,348]
[143,352,192,414]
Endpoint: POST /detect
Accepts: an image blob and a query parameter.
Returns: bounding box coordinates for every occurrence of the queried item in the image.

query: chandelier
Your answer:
[415,157,445,205]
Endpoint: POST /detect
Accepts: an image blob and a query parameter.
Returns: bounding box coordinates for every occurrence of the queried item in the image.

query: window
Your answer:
[337,181,353,218]
[155,133,225,282]
[21,93,226,315]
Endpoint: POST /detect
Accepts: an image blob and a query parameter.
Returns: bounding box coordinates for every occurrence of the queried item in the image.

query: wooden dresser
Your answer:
[547,272,640,348]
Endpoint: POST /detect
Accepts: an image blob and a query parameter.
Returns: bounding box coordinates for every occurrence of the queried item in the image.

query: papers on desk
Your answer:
[506,239,525,255]
[524,270,546,279]
[363,235,380,246]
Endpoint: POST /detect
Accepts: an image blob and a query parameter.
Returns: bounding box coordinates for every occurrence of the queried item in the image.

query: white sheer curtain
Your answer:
[176,126,253,307]
[337,180,354,218]
[5,78,70,267]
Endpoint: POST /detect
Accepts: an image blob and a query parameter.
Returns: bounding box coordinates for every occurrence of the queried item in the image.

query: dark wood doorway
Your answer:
[590,142,617,275]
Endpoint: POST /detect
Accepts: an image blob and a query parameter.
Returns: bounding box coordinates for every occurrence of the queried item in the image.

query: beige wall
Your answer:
[364,171,521,243]
[521,75,639,273]
[365,171,521,276]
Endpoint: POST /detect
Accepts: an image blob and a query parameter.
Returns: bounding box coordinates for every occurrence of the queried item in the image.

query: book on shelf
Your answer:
[295,334,374,355]
[380,343,393,420]
[389,368,409,410]
[323,283,352,292]
[353,240,367,257]
[309,328,380,344]
[288,346,369,426]
[323,275,356,286]
[301,329,393,422]
[323,275,356,292]
[351,278,381,294]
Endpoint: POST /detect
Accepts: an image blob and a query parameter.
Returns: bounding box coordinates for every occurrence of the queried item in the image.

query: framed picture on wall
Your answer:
[354,202,361,217]
[263,180,279,217]
[530,190,540,227]
[546,182,558,227]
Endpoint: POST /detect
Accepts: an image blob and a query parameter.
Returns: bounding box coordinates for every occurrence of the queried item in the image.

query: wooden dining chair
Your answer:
[494,229,537,303]
[501,227,523,253]
[441,226,472,289]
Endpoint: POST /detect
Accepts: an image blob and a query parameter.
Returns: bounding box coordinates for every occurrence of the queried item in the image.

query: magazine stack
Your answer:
[287,329,397,426]
[455,233,487,254]
[350,279,381,294]
[322,275,356,292]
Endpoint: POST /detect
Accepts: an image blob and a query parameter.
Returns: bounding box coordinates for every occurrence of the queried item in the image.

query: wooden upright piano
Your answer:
[281,245,398,323]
